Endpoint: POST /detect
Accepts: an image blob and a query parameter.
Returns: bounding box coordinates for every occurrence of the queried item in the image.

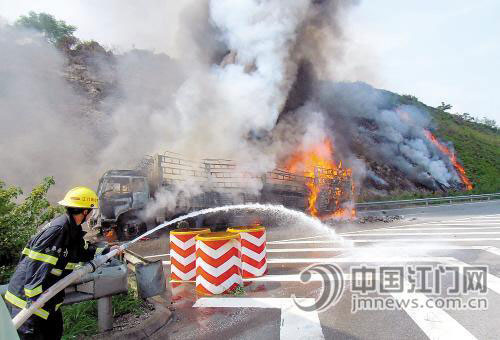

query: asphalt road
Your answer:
[130,200,500,340]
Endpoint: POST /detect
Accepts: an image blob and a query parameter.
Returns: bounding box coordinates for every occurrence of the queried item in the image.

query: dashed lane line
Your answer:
[391,282,478,340]
[444,258,500,295]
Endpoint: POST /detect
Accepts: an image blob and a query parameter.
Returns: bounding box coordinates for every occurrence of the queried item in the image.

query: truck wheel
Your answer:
[116,218,146,241]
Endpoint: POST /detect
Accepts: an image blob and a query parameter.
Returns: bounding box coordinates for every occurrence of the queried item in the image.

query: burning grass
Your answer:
[424,130,473,190]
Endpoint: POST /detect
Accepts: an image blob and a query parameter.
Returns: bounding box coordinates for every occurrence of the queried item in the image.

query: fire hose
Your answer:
[11,203,324,329]
[12,246,123,329]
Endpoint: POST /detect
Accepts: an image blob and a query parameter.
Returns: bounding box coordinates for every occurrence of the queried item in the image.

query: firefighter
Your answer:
[5,186,118,339]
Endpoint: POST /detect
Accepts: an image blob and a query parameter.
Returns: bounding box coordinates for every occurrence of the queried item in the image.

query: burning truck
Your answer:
[90,140,353,240]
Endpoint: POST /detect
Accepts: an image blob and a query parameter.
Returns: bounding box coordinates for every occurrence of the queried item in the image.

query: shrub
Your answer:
[0,177,62,283]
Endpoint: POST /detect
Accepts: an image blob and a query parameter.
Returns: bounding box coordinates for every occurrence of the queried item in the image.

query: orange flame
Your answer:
[283,138,354,218]
[424,130,473,190]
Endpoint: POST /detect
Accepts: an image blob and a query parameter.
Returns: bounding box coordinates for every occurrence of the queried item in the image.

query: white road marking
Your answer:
[267,246,491,252]
[267,215,500,239]
[266,257,455,264]
[339,227,394,235]
[391,282,478,340]
[151,246,500,257]
[444,258,500,295]
[269,234,329,243]
[194,297,325,340]
[244,273,331,282]
[484,246,500,257]
[144,253,169,259]
[419,221,500,225]
[244,273,371,282]
[389,223,500,228]
[269,238,500,244]
[162,256,453,266]
[375,214,500,227]
[371,226,500,231]
[339,218,500,236]
[342,231,500,237]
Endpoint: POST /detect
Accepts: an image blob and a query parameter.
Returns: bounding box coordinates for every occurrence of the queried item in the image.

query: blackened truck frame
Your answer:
[91,151,353,240]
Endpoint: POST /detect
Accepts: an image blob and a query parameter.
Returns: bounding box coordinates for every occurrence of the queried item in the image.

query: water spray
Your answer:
[12,203,338,328]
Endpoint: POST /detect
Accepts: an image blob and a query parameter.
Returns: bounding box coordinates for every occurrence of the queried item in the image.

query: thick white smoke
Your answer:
[0,25,101,192]
[314,81,463,189]
[0,0,466,207]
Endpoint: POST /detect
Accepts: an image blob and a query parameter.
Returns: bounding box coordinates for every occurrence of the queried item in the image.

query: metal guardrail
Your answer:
[1,259,128,332]
[356,193,500,211]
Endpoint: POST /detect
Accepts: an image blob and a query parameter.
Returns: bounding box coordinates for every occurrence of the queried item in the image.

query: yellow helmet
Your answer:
[58,186,99,209]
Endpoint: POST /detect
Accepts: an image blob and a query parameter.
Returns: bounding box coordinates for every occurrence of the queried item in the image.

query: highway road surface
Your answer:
[130,200,500,340]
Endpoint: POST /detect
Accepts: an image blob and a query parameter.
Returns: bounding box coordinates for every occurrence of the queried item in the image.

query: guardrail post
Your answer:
[97,296,113,332]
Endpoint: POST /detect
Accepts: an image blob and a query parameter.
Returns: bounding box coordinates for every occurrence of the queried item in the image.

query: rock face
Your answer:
[62,42,115,119]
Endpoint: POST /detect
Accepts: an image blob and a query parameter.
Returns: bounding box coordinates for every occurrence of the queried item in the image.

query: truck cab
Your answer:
[90,170,149,240]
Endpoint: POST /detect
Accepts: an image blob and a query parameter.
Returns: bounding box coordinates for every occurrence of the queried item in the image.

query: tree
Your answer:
[15,11,77,46]
[0,177,62,283]
[402,94,419,102]
[437,102,452,111]
[461,112,473,122]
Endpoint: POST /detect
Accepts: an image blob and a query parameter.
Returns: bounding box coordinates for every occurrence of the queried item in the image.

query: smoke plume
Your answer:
[0,0,466,206]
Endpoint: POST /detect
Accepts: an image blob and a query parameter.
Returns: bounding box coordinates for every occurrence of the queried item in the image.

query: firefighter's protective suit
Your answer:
[6,187,106,339]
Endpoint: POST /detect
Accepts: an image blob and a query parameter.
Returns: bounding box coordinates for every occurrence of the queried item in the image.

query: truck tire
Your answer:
[116,216,147,241]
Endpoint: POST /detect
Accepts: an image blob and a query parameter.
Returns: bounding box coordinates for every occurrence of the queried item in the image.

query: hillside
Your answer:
[399,96,500,195]
[1,15,498,201]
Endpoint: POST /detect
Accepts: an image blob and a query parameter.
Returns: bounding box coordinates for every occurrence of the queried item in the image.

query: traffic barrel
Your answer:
[227,226,267,278]
[170,228,210,282]
[195,232,242,295]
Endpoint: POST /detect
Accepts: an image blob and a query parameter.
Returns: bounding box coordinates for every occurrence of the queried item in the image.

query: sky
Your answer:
[0,0,498,123]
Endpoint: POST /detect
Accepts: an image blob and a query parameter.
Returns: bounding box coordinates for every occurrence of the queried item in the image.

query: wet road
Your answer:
[129,200,500,339]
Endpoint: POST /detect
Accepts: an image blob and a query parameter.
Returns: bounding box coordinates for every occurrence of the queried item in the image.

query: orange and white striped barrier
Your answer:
[227,226,267,278]
[195,232,242,295]
[170,228,210,282]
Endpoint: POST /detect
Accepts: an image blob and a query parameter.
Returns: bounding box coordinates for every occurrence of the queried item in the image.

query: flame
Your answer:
[283,138,354,218]
[424,130,473,190]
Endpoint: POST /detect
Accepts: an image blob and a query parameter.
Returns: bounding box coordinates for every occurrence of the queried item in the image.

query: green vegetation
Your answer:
[14,12,108,54]
[15,12,77,46]
[398,94,500,195]
[431,109,499,193]
[0,177,62,283]
[62,289,147,339]
[227,284,246,296]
